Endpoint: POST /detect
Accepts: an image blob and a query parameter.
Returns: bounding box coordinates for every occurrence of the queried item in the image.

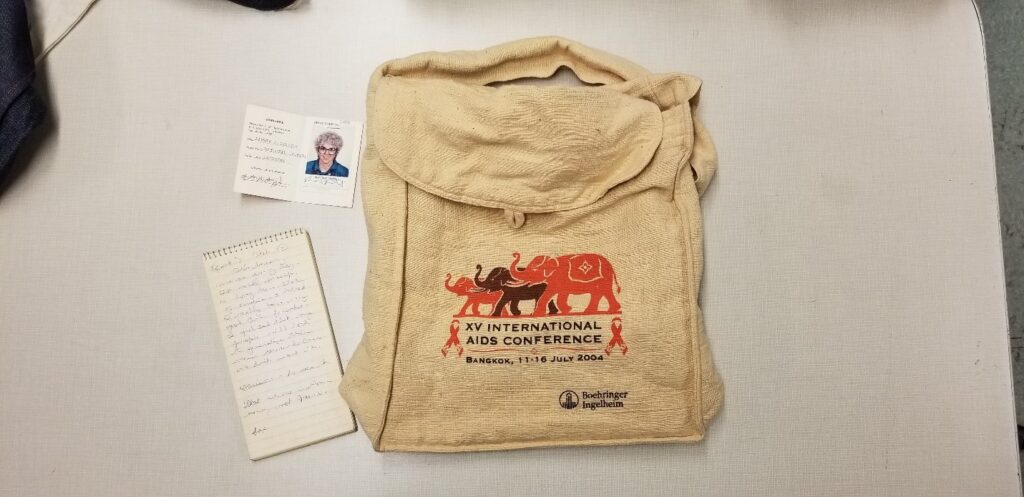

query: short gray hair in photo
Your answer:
[315,131,343,150]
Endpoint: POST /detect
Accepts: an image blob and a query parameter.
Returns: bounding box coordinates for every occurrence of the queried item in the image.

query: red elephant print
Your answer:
[444,273,506,317]
[508,252,621,316]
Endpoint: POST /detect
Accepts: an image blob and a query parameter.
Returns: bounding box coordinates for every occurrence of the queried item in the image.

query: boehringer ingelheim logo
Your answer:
[559,390,579,409]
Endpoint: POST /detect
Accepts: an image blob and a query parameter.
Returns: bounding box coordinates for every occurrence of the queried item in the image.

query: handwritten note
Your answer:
[234,105,363,208]
[203,228,355,460]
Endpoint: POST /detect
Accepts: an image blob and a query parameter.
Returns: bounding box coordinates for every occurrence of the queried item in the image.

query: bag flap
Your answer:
[372,77,663,213]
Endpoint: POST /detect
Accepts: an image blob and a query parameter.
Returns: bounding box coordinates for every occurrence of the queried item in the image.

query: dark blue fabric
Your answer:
[0,0,47,183]
[305,159,349,177]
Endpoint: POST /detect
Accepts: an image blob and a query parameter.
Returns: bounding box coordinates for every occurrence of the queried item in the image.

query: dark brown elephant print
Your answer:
[474,265,559,317]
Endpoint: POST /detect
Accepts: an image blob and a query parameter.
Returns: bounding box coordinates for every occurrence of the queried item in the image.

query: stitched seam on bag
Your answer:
[375,163,605,212]
[365,71,409,448]
[643,76,708,432]
[669,94,706,432]
[673,175,705,434]
[373,180,409,449]
[648,75,706,433]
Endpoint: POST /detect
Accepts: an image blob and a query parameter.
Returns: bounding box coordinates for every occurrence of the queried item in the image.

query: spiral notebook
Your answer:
[202,228,355,460]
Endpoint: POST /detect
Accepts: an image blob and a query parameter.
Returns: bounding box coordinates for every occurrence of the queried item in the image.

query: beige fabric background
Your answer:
[0,0,1017,495]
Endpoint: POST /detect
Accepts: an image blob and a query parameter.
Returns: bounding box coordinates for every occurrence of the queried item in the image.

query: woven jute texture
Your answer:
[340,37,723,452]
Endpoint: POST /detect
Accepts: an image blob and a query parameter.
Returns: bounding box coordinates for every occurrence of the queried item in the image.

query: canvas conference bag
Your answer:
[340,37,723,452]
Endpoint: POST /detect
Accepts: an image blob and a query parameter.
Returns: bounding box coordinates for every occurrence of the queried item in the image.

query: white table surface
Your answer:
[1,1,1019,495]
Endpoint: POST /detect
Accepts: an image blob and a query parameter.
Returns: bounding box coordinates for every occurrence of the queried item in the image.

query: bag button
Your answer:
[503,209,526,229]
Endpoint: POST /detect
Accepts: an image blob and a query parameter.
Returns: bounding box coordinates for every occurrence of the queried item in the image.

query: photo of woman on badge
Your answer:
[305,131,349,177]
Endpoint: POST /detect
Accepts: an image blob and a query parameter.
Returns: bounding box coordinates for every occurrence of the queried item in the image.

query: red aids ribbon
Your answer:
[604,317,627,356]
[442,319,464,357]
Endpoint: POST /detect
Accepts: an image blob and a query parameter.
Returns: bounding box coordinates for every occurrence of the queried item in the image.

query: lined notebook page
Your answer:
[203,229,354,460]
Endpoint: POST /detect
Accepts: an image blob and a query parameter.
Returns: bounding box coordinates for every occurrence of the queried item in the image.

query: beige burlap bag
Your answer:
[340,37,722,452]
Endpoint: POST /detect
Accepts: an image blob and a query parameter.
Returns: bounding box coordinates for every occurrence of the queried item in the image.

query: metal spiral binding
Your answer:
[203,228,305,260]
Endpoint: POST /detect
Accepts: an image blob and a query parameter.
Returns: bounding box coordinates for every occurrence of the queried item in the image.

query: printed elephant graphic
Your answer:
[508,252,621,316]
[474,265,559,317]
[443,273,505,317]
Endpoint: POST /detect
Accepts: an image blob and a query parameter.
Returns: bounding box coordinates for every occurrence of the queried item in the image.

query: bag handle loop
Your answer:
[374,37,650,88]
